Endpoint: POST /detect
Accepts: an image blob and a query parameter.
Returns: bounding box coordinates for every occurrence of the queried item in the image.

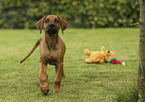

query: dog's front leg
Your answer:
[53,62,63,93]
[39,61,49,95]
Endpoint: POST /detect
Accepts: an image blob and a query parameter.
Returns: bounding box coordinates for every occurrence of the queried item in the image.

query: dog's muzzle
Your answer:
[46,23,58,34]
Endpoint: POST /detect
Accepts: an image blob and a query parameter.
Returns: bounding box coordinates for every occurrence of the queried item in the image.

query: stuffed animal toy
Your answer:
[84,46,106,63]
[84,46,125,65]
[105,50,125,65]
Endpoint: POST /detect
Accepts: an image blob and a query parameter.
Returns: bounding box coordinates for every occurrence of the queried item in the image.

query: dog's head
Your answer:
[35,15,68,34]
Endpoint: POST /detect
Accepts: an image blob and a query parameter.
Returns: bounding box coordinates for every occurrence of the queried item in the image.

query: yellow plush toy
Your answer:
[84,46,125,65]
[84,46,106,63]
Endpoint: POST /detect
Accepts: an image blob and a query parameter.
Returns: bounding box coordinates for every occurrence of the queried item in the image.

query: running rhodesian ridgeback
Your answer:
[20,15,68,95]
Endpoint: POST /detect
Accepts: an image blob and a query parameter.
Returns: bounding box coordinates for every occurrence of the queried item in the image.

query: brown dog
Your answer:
[20,15,68,95]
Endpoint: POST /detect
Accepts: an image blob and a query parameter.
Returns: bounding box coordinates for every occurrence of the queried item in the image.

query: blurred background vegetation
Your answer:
[0,0,139,29]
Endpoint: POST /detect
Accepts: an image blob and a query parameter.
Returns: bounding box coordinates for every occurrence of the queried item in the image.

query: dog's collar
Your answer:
[108,58,117,63]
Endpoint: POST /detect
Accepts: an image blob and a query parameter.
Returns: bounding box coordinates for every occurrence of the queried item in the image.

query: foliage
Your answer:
[0,28,139,101]
[0,0,139,28]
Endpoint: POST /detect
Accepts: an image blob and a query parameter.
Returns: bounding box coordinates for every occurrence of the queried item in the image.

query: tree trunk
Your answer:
[138,0,145,99]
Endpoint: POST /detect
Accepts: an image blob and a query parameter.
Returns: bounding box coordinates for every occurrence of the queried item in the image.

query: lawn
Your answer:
[0,28,139,102]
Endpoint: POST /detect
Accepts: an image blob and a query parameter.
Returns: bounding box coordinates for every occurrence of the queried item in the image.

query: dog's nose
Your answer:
[49,24,54,27]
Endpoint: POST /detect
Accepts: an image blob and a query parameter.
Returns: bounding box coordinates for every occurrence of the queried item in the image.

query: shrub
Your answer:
[0,0,139,29]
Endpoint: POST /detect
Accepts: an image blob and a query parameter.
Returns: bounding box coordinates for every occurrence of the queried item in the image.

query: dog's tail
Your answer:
[84,49,93,56]
[20,38,41,64]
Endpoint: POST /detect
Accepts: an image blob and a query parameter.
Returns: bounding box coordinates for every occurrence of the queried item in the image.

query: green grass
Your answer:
[0,28,139,102]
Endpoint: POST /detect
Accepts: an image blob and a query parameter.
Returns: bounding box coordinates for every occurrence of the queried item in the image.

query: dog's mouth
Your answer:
[46,29,58,34]
[46,23,58,35]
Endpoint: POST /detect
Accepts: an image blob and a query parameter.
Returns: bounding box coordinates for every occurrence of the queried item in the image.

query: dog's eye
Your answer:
[55,19,59,23]
[45,19,49,23]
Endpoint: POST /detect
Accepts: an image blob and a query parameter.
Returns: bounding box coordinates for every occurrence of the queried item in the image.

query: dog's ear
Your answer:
[35,16,47,34]
[57,16,68,34]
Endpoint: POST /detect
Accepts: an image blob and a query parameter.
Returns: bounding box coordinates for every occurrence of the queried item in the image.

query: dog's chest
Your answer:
[40,43,60,64]
[40,36,65,65]
[41,47,59,64]
[47,54,57,65]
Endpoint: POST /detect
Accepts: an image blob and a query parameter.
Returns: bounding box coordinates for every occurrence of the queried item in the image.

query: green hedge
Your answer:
[0,0,139,29]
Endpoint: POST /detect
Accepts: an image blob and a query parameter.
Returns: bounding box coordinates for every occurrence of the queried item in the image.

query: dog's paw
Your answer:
[53,89,61,93]
[41,87,49,95]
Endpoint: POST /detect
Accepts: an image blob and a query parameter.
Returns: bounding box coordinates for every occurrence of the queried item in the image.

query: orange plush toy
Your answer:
[84,46,106,63]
